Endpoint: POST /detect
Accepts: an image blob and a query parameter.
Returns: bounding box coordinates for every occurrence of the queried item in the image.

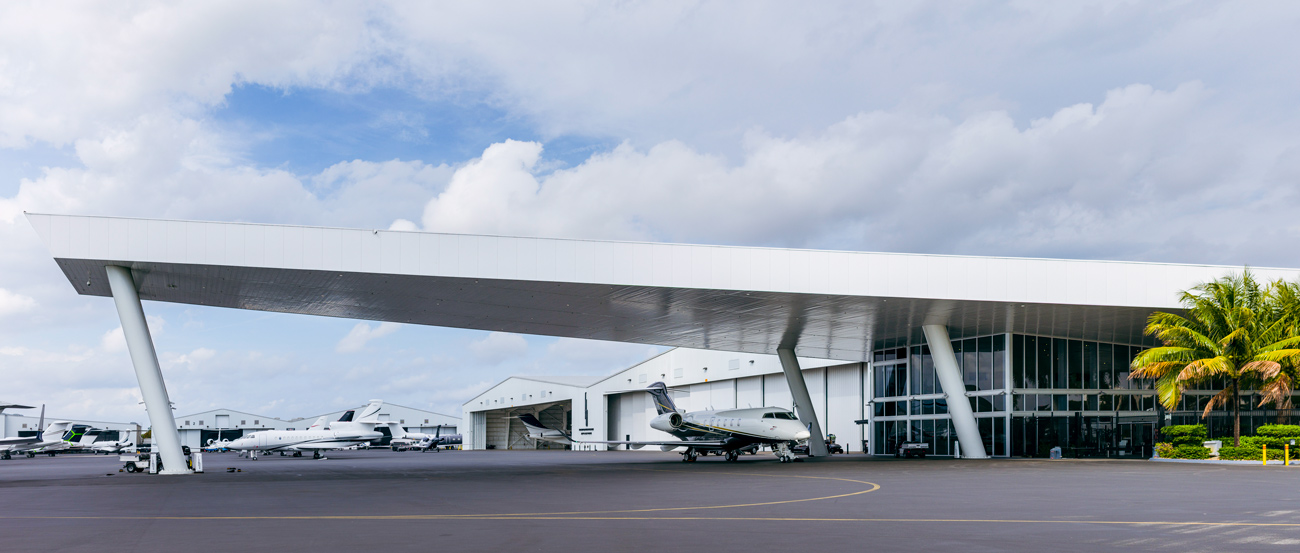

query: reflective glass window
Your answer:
[978,336,993,391]
[964,338,979,390]
[993,335,1006,390]
[1099,343,1114,389]
[1068,340,1084,389]
[923,347,937,394]
[1013,394,1026,411]
[1054,338,1069,390]
[1054,394,1068,411]
[1012,335,1025,388]
[1084,342,1098,389]
[1037,337,1053,389]
[1068,394,1083,411]
[1023,336,1038,389]
[1086,395,1099,411]
[1037,394,1052,412]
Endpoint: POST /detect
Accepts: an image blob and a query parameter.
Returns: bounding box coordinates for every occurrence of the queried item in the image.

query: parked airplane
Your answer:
[224,400,386,459]
[0,405,44,459]
[75,429,133,454]
[0,410,75,460]
[519,382,812,463]
[389,425,462,452]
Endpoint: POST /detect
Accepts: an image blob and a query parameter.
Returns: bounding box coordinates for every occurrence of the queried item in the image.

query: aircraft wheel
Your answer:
[313,451,322,459]
[725,450,739,462]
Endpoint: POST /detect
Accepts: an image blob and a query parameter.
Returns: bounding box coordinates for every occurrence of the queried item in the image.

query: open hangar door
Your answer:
[482,400,571,450]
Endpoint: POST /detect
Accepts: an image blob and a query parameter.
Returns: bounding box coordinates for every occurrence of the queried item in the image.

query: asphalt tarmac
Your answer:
[2,449,1299,552]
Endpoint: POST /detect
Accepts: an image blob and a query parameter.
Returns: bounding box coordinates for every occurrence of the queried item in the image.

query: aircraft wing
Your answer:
[516,414,726,449]
[0,436,39,447]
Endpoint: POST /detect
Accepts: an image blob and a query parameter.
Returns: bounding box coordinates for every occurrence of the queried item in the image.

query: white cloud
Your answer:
[100,315,167,353]
[415,82,1300,265]
[336,322,401,353]
[468,331,529,365]
[0,288,36,316]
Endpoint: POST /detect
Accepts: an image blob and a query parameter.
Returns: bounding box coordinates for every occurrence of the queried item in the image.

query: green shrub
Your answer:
[1218,445,1284,460]
[1241,436,1289,449]
[1155,442,1174,458]
[1218,446,1261,460]
[1256,424,1300,438]
[1160,424,1208,446]
[1171,445,1211,459]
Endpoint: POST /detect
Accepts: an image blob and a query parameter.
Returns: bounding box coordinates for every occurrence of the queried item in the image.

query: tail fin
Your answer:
[356,399,384,421]
[308,416,329,429]
[337,410,355,422]
[517,414,571,444]
[42,421,72,442]
[387,422,406,440]
[646,382,677,415]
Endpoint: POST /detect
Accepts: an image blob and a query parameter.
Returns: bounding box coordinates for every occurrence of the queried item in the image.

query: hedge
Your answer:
[1218,445,1284,461]
[1172,445,1211,459]
[1240,436,1298,450]
[1256,424,1300,438]
[1159,424,1207,446]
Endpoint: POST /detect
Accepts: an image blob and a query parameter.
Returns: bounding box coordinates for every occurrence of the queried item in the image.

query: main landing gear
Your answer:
[680,448,700,462]
[313,451,322,459]
[724,450,740,462]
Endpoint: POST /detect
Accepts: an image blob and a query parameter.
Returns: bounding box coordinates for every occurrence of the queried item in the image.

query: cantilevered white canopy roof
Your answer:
[26,213,1300,361]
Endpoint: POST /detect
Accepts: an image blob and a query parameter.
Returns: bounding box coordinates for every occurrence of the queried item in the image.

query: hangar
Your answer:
[26,212,1300,471]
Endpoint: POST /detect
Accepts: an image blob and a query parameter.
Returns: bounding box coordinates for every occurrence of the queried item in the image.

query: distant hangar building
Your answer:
[26,212,1300,470]
[174,403,458,449]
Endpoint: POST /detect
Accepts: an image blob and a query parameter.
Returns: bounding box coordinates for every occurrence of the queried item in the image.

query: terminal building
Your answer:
[25,213,1300,470]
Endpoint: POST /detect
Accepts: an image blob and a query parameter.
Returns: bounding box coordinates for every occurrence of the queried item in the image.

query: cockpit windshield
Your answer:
[762,411,796,420]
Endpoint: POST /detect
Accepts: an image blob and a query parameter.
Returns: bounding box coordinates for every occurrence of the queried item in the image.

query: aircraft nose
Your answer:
[794,430,811,440]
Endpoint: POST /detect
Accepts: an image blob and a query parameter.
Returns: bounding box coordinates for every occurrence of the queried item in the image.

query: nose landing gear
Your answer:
[773,443,796,463]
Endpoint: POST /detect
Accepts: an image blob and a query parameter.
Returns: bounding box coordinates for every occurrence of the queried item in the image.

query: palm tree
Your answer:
[1257,280,1300,421]
[1131,271,1300,447]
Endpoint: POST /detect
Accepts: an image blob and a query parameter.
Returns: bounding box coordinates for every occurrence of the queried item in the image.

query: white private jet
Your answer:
[389,425,462,452]
[520,382,812,463]
[1,408,75,460]
[75,429,133,454]
[225,400,387,460]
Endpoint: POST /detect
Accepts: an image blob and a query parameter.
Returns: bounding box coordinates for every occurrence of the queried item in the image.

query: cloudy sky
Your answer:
[2,2,1299,424]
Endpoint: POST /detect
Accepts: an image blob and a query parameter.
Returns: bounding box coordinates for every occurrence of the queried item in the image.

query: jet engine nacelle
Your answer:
[649,412,684,433]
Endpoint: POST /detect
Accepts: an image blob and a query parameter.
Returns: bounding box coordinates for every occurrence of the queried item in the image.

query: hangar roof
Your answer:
[27,213,1300,362]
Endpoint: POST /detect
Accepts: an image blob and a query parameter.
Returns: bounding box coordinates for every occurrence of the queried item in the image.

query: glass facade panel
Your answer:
[1099,343,1114,389]
[1068,340,1083,389]
[1013,335,1026,388]
[1053,338,1068,390]
[978,336,993,391]
[963,338,978,391]
[993,335,1006,390]
[1084,342,1098,389]
[1037,337,1052,389]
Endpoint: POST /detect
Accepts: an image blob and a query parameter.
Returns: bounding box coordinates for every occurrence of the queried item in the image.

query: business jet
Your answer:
[389,425,462,452]
[225,400,387,460]
[1,414,75,459]
[75,429,133,454]
[519,382,812,463]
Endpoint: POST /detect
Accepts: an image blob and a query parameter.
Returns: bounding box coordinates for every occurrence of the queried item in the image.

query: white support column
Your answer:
[922,325,988,459]
[777,348,829,457]
[105,265,190,474]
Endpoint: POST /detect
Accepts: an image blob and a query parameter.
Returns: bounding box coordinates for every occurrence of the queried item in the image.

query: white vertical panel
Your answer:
[87,217,110,261]
[805,367,826,427]
[514,238,538,280]
[736,376,762,409]
[769,249,792,292]
[690,383,713,411]
[533,238,556,281]
[497,235,518,280]
[710,380,735,410]
[165,220,186,261]
[691,245,711,289]
[711,247,733,290]
[671,245,692,288]
[263,225,285,268]
[281,225,303,269]
[108,218,130,260]
[826,364,861,451]
[630,243,654,286]
[435,234,458,276]
[573,241,596,283]
[554,239,576,281]
[244,225,266,267]
[67,216,89,259]
[380,232,402,274]
[763,374,791,410]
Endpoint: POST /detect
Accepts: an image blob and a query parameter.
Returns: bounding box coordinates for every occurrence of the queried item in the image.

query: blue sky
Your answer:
[2,2,1300,423]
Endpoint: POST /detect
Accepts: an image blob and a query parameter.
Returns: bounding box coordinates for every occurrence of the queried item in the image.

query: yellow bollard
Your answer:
[1264,444,1268,466]
[1287,444,1291,466]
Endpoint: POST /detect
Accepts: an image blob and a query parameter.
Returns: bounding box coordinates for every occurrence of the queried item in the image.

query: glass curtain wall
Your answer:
[869,335,1009,457]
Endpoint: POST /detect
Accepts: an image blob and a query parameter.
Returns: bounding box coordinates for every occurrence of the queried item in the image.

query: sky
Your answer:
[2,1,1300,424]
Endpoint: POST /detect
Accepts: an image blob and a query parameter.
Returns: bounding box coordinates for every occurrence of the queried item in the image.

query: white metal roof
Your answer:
[27,213,1300,361]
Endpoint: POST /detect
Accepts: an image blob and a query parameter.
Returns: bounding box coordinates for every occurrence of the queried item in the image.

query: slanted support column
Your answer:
[922,325,988,459]
[777,348,828,457]
[105,265,189,474]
